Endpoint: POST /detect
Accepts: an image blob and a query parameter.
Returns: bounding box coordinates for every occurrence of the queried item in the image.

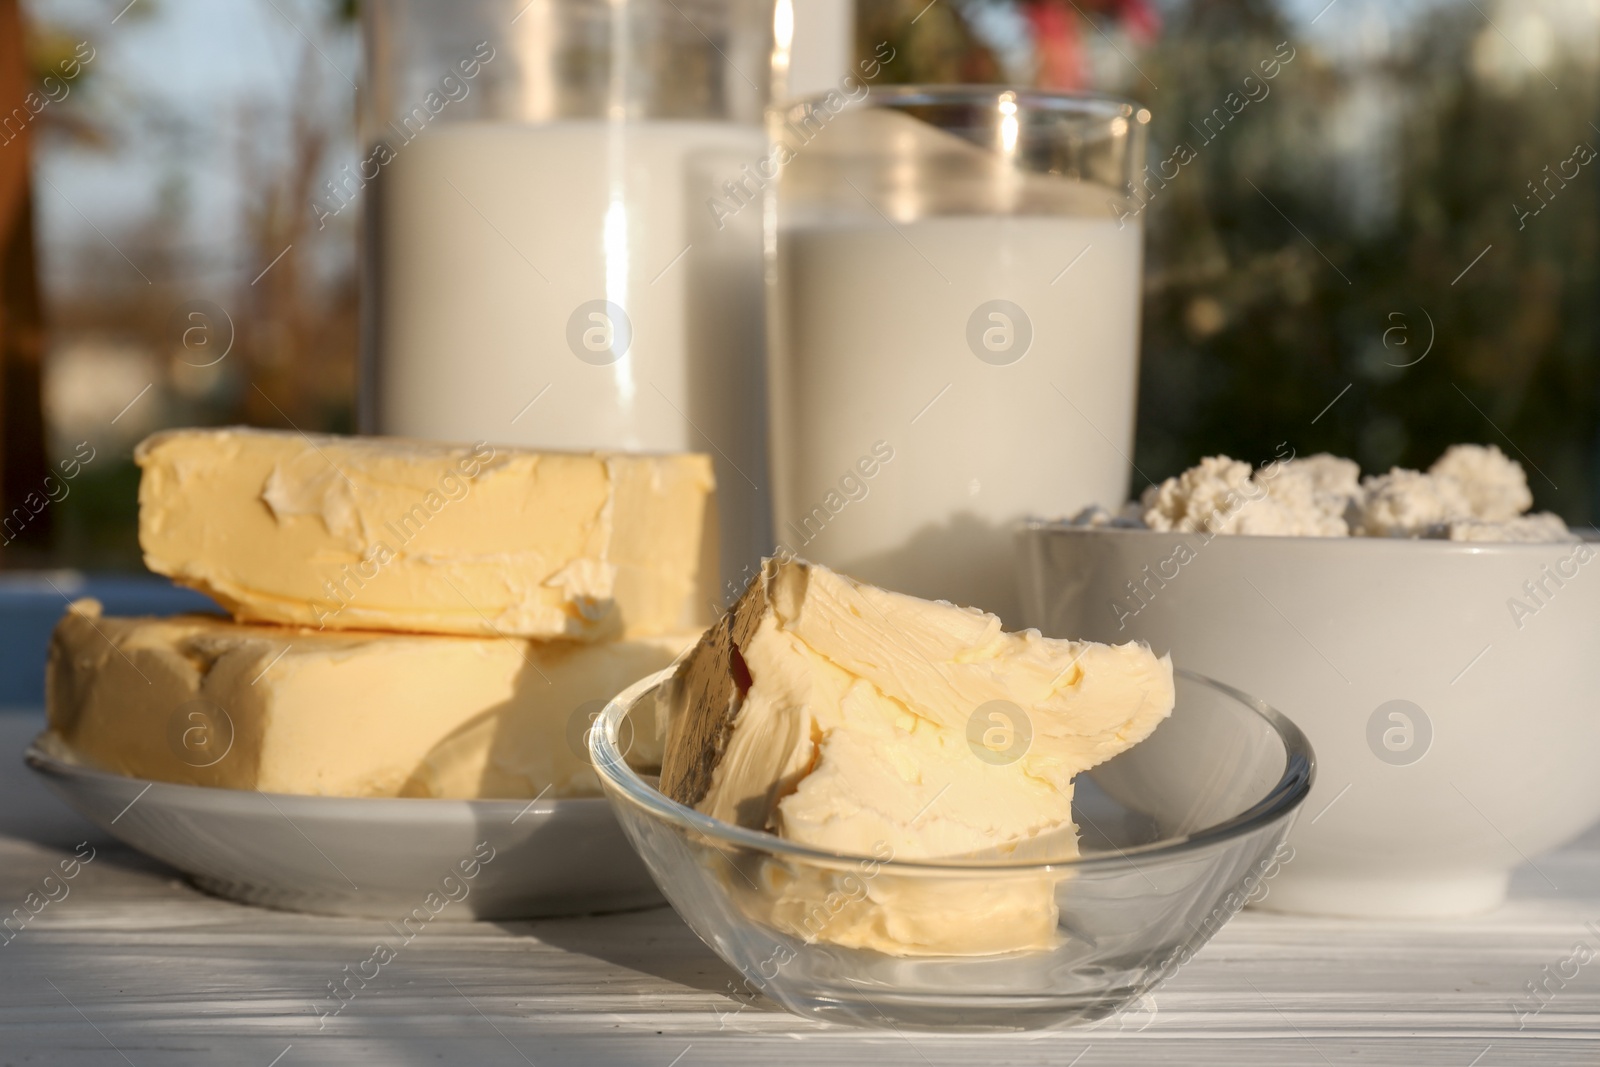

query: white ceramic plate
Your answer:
[24,735,662,919]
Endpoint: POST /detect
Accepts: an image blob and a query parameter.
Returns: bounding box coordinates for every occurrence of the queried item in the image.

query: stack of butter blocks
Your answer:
[46,428,718,799]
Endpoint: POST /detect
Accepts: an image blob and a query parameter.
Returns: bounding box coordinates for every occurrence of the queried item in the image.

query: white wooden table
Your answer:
[3,708,1598,1066]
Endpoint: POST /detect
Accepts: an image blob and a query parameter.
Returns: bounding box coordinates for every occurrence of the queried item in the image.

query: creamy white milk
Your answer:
[368,120,771,596]
[770,215,1143,625]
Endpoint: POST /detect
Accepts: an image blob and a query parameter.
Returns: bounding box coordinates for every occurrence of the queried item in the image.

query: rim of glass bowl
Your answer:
[779,83,1148,125]
[591,666,1314,874]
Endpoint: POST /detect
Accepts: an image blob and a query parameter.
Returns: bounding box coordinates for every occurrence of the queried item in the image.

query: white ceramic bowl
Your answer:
[26,735,660,919]
[1017,522,1600,917]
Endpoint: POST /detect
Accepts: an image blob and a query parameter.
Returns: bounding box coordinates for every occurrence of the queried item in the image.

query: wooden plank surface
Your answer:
[3,711,1598,1066]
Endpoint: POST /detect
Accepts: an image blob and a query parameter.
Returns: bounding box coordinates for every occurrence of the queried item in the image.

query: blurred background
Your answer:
[4,0,1598,574]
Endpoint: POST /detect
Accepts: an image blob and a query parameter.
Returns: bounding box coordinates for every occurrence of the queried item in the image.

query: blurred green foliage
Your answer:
[862,0,1600,522]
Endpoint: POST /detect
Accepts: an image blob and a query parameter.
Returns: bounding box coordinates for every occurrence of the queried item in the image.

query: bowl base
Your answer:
[1254,869,1510,918]
[767,987,1149,1033]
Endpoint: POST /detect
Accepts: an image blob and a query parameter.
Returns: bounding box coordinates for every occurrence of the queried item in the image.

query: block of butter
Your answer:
[661,557,1174,956]
[136,428,717,640]
[47,599,697,798]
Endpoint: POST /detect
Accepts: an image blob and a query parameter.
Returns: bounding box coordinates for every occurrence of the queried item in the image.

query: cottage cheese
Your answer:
[1429,443,1534,522]
[1074,444,1577,543]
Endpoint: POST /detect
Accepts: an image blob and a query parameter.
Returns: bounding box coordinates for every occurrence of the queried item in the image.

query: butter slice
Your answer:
[136,428,717,639]
[47,599,696,798]
[661,558,1173,955]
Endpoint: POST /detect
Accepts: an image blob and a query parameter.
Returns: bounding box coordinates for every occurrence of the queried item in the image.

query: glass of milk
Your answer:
[359,0,780,596]
[768,87,1151,624]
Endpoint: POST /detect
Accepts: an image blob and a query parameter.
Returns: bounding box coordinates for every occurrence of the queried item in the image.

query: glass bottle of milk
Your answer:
[359,0,778,597]
[769,88,1151,625]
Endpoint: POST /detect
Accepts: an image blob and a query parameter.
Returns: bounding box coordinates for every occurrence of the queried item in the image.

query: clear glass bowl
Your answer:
[591,668,1314,1032]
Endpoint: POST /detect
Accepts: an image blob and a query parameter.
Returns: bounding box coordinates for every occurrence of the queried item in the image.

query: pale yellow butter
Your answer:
[136,428,718,639]
[47,599,696,798]
[662,558,1175,956]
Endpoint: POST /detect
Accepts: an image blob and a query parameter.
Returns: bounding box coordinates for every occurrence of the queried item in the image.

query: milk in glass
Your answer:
[370,120,771,590]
